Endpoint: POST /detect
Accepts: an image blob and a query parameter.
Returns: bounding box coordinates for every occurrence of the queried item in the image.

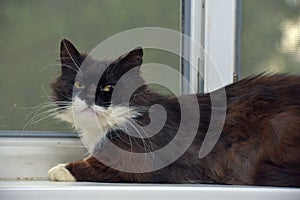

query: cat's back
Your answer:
[224,74,300,121]
[210,74,300,186]
[226,74,300,103]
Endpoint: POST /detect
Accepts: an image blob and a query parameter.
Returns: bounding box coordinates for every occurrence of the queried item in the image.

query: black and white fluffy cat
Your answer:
[48,39,300,187]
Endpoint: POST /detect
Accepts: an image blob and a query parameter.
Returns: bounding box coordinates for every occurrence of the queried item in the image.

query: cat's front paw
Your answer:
[48,164,76,182]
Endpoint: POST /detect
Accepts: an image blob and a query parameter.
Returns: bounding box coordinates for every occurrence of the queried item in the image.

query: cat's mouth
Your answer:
[71,97,105,119]
[80,107,100,117]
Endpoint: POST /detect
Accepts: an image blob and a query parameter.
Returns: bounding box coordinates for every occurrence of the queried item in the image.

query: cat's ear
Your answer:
[121,47,143,66]
[115,47,143,71]
[60,39,82,73]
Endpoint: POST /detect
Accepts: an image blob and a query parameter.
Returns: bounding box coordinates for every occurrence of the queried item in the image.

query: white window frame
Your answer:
[182,0,236,93]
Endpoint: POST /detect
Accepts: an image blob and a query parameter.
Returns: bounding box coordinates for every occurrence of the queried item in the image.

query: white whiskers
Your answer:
[22,101,73,131]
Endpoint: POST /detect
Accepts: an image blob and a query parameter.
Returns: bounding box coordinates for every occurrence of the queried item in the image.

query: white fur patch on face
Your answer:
[56,97,140,149]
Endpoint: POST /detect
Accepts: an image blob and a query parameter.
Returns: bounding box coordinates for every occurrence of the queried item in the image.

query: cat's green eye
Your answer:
[101,85,115,92]
[74,81,85,89]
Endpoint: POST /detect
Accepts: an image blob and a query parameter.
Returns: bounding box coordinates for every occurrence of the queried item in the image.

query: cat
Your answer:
[48,39,300,187]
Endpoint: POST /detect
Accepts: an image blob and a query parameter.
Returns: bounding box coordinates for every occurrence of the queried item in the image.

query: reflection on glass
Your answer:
[240,0,300,78]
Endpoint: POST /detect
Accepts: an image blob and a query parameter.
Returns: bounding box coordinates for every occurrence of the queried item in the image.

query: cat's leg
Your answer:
[48,156,123,182]
[48,155,161,182]
[48,163,76,182]
[252,162,300,187]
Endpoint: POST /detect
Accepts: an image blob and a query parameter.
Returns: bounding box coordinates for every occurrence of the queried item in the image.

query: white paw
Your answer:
[48,164,76,182]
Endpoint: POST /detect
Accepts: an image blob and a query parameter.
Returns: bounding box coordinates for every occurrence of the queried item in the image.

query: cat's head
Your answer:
[51,39,145,144]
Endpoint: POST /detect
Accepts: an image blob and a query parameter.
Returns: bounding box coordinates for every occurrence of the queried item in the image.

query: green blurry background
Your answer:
[240,0,300,77]
[0,0,299,131]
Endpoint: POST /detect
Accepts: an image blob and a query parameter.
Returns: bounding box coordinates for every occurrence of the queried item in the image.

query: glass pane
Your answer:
[240,0,300,78]
[0,0,181,131]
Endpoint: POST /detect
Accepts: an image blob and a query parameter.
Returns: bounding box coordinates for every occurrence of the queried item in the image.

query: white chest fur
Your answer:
[56,97,139,149]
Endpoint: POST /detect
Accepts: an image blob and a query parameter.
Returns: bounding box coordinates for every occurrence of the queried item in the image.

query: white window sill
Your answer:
[0,134,86,179]
[0,134,299,200]
[1,180,300,200]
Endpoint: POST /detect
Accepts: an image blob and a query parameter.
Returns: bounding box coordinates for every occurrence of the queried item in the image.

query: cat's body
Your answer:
[48,39,300,187]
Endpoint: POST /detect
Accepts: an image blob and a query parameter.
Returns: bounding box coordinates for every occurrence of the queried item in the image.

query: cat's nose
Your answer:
[85,84,97,106]
[85,96,95,106]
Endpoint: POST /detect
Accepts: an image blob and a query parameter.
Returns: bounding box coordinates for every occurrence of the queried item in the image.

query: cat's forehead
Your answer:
[79,57,112,81]
[82,57,111,71]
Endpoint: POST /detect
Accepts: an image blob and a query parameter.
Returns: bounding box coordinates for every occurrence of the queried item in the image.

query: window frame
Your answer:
[182,0,237,93]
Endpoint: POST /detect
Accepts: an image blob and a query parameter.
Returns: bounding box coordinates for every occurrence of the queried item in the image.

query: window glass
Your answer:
[0,0,181,131]
[240,0,300,78]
